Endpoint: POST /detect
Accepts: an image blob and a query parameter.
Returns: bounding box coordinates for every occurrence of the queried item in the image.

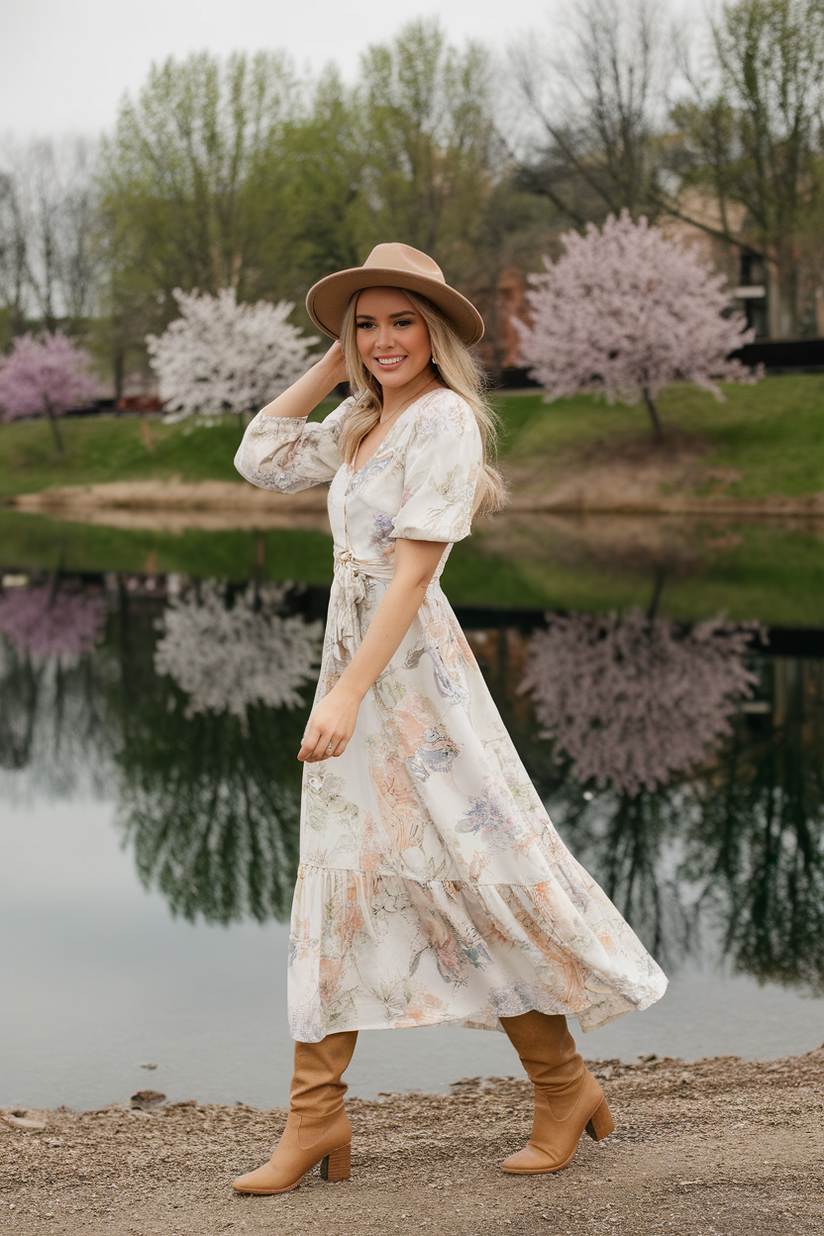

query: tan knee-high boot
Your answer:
[499,1011,613,1174]
[232,1031,358,1194]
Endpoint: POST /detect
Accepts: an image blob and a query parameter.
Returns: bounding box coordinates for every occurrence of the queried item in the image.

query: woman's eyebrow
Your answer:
[355,311,417,321]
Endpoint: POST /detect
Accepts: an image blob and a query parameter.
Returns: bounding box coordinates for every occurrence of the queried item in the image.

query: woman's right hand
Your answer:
[259,340,348,419]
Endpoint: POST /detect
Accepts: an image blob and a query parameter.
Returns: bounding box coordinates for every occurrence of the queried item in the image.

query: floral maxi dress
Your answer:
[235,389,668,1043]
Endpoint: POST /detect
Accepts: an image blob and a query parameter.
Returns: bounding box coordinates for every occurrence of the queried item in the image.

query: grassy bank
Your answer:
[0,375,821,500]
[499,375,824,501]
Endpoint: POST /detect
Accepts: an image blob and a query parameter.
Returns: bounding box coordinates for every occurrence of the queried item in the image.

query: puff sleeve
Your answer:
[234,397,353,493]
[391,393,483,544]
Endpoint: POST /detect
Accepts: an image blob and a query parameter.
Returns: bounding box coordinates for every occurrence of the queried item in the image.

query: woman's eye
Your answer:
[394,318,412,328]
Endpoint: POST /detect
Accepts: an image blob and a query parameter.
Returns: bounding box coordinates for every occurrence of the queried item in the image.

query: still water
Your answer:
[1,510,823,1110]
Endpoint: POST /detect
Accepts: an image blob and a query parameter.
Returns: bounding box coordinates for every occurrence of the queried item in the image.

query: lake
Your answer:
[1,508,823,1111]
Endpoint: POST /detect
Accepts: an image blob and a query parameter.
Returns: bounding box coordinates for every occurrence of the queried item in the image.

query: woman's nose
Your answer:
[376,324,396,348]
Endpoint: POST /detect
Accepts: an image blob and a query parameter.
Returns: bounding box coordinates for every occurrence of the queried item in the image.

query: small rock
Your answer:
[2,1115,46,1132]
[130,1090,167,1111]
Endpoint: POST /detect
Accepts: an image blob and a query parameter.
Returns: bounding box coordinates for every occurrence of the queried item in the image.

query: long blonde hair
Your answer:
[337,289,506,516]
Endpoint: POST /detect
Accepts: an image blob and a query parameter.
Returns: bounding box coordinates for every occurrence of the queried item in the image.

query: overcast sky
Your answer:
[2,0,568,140]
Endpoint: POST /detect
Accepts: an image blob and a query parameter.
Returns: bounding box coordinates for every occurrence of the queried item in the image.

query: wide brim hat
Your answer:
[305,242,484,346]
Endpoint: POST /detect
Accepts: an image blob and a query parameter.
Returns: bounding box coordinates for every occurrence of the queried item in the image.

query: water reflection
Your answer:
[1,573,822,994]
[110,582,314,925]
[520,608,762,795]
[0,583,114,796]
[154,580,323,723]
[0,578,107,664]
[685,658,824,994]
[470,623,824,990]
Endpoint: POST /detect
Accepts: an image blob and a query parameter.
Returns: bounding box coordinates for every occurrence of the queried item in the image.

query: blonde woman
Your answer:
[232,244,667,1194]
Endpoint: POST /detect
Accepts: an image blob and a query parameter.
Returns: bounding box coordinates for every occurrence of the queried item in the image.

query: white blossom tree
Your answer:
[516,212,759,440]
[146,288,317,422]
[520,608,762,796]
[153,581,323,724]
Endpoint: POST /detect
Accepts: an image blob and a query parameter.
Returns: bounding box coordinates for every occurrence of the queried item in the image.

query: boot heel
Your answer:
[585,1099,614,1141]
[320,1142,351,1182]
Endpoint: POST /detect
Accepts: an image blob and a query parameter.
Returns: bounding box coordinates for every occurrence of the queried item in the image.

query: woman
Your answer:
[231,243,667,1195]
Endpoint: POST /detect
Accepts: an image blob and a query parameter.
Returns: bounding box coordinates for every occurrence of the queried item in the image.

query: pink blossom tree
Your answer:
[0,331,101,457]
[516,212,759,440]
[520,609,762,796]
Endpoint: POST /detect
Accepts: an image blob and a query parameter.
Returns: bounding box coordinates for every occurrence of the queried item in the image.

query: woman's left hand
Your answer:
[298,682,361,762]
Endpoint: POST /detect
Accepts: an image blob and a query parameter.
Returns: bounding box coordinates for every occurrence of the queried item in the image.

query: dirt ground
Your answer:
[3,1049,823,1236]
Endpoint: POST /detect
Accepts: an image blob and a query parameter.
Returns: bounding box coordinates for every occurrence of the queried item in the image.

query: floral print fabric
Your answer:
[235,389,667,1042]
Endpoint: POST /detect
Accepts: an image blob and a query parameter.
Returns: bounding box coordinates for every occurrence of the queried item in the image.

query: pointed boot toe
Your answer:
[232,1110,352,1195]
[501,1143,559,1174]
[232,1162,301,1195]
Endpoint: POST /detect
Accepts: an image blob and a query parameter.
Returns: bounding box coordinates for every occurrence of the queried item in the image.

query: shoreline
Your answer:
[4,478,824,531]
[3,1049,823,1235]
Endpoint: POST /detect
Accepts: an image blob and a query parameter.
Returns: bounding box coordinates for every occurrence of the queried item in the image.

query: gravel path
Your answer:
[3,1050,823,1236]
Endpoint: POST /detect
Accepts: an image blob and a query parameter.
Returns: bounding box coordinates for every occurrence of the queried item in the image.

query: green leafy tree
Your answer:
[355,19,505,282]
[97,51,362,387]
[671,0,824,335]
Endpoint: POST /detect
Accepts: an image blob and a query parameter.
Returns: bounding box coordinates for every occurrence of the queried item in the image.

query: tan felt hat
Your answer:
[305,242,484,346]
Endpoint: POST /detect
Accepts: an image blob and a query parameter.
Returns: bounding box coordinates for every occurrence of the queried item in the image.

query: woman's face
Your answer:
[355,287,433,395]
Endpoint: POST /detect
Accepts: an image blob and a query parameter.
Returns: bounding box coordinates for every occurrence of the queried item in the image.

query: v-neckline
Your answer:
[349,388,436,476]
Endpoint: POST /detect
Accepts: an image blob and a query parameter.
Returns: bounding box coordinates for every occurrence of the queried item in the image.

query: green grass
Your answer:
[496,375,824,500]
[0,401,341,497]
[2,376,821,500]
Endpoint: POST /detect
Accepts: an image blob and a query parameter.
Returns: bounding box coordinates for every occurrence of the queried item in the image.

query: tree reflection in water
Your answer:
[513,614,824,990]
[0,579,113,796]
[686,658,824,994]
[113,580,320,925]
[520,608,760,796]
[2,574,822,993]
[153,580,323,725]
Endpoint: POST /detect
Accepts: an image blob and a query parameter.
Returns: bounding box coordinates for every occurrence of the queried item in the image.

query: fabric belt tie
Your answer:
[332,550,396,657]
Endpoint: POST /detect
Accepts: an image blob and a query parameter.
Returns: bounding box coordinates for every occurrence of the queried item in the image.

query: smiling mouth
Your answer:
[376,356,406,367]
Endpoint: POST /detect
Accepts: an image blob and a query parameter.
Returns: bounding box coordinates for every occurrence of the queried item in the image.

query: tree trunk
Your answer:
[113,348,125,403]
[43,397,66,458]
[641,387,663,442]
[646,565,666,621]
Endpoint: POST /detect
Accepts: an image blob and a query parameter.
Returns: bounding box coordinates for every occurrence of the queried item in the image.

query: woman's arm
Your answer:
[298,538,447,763]
[260,342,347,419]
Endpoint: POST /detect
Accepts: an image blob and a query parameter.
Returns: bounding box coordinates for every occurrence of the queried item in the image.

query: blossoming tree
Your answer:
[0,332,101,457]
[520,608,761,796]
[516,212,758,440]
[146,288,317,422]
